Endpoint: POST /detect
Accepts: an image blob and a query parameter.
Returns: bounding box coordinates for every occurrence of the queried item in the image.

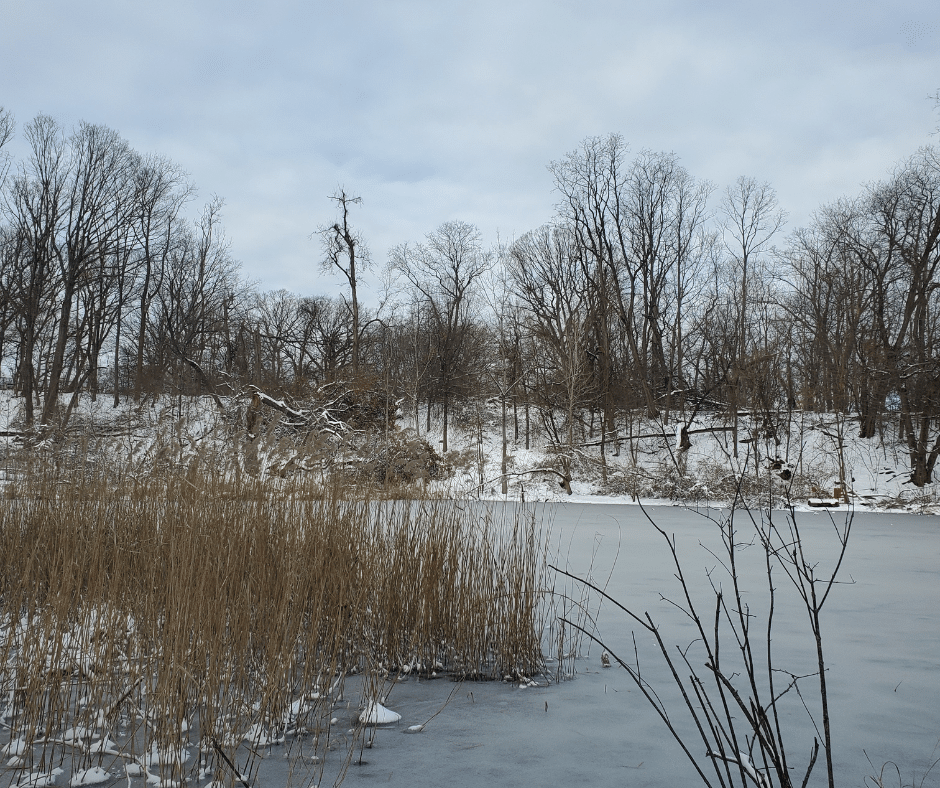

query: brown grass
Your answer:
[0,453,554,786]
[600,454,830,507]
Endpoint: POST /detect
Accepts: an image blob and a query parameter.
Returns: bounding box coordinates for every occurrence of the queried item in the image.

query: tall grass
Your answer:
[0,457,558,786]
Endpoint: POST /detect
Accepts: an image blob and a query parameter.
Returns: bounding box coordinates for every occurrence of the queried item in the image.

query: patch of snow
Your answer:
[88,735,119,755]
[145,741,190,768]
[17,767,63,787]
[58,726,91,744]
[359,701,401,725]
[3,737,28,756]
[244,723,284,746]
[69,767,109,786]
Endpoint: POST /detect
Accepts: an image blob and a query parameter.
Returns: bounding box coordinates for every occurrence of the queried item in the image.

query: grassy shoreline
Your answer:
[0,467,561,787]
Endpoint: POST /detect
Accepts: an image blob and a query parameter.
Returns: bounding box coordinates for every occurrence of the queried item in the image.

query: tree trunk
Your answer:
[350,275,359,377]
[113,286,123,407]
[135,277,150,402]
[253,328,262,386]
[858,383,885,439]
[442,393,449,454]
[905,412,940,486]
[19,335,36,427]
[41,278,77,427]
[525,400,530,450]
[501,392,508,494]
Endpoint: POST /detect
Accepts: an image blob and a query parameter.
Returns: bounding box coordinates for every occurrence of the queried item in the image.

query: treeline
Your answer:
[1,110,939,485]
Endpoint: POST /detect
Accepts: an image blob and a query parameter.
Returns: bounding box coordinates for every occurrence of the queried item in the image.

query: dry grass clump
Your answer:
[669,457,826,507]
[868,485,940,513]
[601,454,828,507]
[0,460,553,787]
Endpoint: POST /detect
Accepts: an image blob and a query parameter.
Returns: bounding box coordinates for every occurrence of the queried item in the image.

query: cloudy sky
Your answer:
[1,1,938,304]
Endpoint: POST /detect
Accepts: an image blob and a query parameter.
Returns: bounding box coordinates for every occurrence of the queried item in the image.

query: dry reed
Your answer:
[0,455,559,787]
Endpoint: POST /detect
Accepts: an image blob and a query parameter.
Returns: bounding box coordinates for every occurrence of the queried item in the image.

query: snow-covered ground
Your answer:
[412,405,939,514]
[1,391,937,513]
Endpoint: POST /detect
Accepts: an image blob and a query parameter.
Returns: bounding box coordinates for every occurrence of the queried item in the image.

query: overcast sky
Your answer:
[1,1,938,305]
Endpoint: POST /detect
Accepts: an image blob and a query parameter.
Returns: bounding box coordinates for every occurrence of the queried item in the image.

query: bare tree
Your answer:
[782,201,868,414]
[393,297,435,435]
[556,500,852,788]
[934,88,940,136]
[129,154,194,400]
[549,135,622,450]
[782,149,940,484]
[719,177,786,455]
[0,108,13,369]
[391,221,492,452]
[484,253,532,493]
[296,295,354,385]
[318,189,369,377]
[858,148,940,483]
[508,224,591,491]
[40,121,136,427]
[0,107,13,189]
[4,115,68,426]
[249,289,300,389]
[153,197,242,408]
[551,137,713,439]
[0,227,25,387]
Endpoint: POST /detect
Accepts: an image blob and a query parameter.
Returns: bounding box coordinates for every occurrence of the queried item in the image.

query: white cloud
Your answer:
[1,0,938,300]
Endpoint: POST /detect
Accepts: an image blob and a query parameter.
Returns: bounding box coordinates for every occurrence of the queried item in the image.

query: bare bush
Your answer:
[557,491,853,788]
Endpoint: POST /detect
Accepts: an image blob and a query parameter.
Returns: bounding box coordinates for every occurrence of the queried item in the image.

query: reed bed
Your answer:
[0,461,562,787]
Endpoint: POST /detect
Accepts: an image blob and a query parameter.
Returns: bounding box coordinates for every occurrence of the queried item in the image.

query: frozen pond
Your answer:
[288,503,939,788]
[2,503,936,788]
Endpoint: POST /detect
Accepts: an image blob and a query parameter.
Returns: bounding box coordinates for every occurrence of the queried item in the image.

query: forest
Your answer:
[1,107,938,488]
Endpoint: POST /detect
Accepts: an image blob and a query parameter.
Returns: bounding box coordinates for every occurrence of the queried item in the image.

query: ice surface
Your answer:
[0,501,936,788]
[2,738,27,757]
[249,503,939,788]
